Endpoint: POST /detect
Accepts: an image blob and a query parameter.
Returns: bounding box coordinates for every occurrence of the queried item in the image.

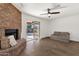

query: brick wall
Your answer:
[0,3,21,39]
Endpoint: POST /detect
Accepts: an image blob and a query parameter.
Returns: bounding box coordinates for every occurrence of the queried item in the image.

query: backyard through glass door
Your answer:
[27,21,40,41]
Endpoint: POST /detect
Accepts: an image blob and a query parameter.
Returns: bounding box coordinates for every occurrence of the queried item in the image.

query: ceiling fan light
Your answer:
[48,14,51,18]
[48,14,51,16]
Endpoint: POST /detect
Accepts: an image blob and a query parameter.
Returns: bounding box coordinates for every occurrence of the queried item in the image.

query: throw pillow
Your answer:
[7,35,17,46]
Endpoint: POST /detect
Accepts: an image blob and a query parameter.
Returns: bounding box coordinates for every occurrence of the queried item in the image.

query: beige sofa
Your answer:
[50,32,70,43]
[0,38,26,56]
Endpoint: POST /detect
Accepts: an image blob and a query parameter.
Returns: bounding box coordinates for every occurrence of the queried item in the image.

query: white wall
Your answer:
[50,14,79,42]
[21,10,79,42]
[21,13,50,39]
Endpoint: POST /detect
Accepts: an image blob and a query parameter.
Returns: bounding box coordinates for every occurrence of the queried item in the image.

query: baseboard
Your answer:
[69,40,79,43]
[41,36,50,39]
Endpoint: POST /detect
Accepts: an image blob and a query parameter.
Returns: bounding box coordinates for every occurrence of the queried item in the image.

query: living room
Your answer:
[0,3,79,56]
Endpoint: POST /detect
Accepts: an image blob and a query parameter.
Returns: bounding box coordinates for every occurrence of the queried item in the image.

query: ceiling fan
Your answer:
[40,8,60,15]
[40,8,60,18]
[40,4,66,18]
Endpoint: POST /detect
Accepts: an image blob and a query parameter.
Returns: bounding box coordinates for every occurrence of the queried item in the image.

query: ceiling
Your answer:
[13,3,79,20]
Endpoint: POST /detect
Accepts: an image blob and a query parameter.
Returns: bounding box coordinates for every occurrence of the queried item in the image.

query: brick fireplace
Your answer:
[0,3,21,49]
[0,3,21,39]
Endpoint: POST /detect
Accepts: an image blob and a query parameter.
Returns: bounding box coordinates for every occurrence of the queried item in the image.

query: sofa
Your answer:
[50,32,70,43]
[0,38,26,56]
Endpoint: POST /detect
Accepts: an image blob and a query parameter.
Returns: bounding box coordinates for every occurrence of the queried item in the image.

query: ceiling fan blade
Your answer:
[51,12,60,14]
[40,13,48,15]
[51,6,66,10]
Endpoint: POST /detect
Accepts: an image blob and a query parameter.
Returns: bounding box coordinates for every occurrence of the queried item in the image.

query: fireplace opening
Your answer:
[5,29,18,40]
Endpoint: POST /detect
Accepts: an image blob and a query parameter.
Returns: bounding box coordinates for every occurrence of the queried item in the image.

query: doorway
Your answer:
[27,21,40,41]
